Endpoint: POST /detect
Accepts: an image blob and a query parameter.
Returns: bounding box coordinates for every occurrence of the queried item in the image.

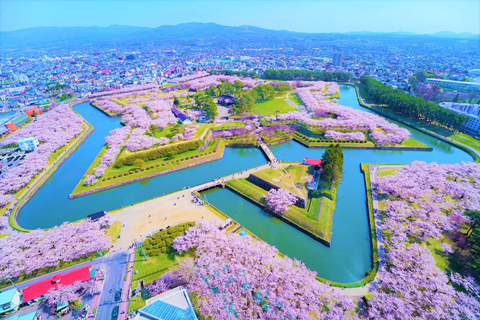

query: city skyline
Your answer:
[1,0,479,34]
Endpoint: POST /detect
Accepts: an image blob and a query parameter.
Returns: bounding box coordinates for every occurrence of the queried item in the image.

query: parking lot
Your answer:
[0,148,29,179]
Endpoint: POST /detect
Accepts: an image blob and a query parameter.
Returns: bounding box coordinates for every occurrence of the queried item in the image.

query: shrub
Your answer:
[107,177,111,180]
[134,158,145,168]
[135,169,139,173]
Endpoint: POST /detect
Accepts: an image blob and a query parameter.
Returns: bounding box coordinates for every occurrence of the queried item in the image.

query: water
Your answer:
[16,85,473,282]
[16,104,267,229]
[201,84,473,283]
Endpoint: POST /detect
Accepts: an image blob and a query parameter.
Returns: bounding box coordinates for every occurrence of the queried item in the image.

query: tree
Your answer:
[263,188,297,213]
[465,211,480,238]
[204,102,218,120]
[134,158,145,168]
[173,222,356,320]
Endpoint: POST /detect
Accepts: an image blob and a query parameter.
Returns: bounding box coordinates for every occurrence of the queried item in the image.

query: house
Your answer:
[0,288,22,316]
[5,114,29,131]
[303,157,322,166]
[87,210,106,221]
[24,106,41,117]
[22,265,94,303]
[171,107,192,124]
[3,311,38,320]
[134,287,198,320]
[17,137,39,152]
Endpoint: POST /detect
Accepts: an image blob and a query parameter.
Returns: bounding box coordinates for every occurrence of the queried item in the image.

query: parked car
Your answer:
[112,306,119,320]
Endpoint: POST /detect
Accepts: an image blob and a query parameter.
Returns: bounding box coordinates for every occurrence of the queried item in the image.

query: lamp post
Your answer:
[3,275,19,291]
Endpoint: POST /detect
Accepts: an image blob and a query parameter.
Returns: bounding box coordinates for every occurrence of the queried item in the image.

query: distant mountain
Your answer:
[430,31,478,39]
[0,22,478,51]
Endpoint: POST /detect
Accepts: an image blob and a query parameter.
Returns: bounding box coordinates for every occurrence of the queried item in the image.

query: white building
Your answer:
[17,136,39,151]
[134,287,198,320]
[426,78,480,93]
[439,102,480,133]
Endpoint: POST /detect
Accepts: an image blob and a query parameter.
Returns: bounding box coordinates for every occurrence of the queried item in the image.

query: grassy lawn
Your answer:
[254,165,310,198]
[317,197,334,236]
[252,94,296,116]
[226,177,334,241]
[72,139,224,196]
[448,133,480,154]
[213,121,245,130]
[378,168,399,177]
[105,221,122,243]
[0,234,8,239]
[396,137,431,149]
[129,247,191,312]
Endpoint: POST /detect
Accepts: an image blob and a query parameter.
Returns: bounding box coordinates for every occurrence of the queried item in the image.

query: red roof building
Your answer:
[22,265,93,302]
[303,157,322,166]
[25,106,41,117]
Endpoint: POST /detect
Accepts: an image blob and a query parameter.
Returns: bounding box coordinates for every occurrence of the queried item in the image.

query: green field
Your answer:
[72,139,223,196]
[105,221,122,243]
[213,121,245,130]
[254,165,310,198]
[226,170,335,241]
[448,133,480,154]
[252,94,297,116]
[397,137,431,149]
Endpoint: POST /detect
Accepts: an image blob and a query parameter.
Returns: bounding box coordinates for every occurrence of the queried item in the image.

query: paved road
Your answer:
[95,250,132,320]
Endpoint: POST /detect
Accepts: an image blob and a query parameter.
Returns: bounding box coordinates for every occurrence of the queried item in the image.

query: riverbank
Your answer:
[224,172,334,246]
[350,83,480,162]
[8,119,94,232]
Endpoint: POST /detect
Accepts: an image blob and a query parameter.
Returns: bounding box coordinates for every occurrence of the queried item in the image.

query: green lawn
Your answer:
[397,137,431,149]
[252,94,297,116]
[226,177,334,241]
[129,247,191,312]
[72,139,224,196]
[0,234,9,239]
[448,133,480,154]
[378,168,399,177]
[213,121,245,130]
[254,165,311,198]
[105,221,122,243]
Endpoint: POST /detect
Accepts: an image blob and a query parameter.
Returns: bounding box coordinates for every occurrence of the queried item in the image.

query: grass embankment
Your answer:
[71,139,224,196]
[289,92,303,106]
[213,121,245,130]
[226,168,334,242]
[106,221,122,243]
[254,165,309,198]
[448,133,480,154]
[252,94,297,116]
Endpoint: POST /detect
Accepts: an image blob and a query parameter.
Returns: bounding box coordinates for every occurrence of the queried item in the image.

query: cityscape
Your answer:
[0,1,480,319]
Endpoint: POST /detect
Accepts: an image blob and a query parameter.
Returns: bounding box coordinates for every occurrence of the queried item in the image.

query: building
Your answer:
[333,53,342,66]
[22,265,94,303]
[5,115,29,131]
[171,107,192,124]
[439,102,480,134]
[426,78,480,93]
[3,311,38,320]
[0,288,22,316]
[134,287,198,320]
[24,106,41,117]
[17,137,39,152]
[303,157,322,166]
[468,69,480,77]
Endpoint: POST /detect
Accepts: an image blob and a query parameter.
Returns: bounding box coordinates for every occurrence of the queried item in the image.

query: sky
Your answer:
[0,0,479,34]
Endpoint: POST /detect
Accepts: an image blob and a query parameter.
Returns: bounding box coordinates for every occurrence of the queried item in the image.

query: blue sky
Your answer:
[0,0,479,33]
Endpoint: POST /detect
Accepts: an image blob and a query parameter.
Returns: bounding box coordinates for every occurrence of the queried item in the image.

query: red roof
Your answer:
[304,157,322,166]
[22,265,92,302]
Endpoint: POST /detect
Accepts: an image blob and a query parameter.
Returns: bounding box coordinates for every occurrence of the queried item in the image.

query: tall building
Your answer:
[426,78,480,93]
[333,53,342,66]
[439,102,480,134]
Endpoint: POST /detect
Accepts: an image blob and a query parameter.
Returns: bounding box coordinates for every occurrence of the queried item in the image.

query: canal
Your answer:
[16,85,473,283]
[201,84,473,283]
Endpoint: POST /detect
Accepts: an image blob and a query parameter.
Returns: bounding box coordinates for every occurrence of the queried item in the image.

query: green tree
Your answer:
[465,211,480,238]
[134,158,145,168]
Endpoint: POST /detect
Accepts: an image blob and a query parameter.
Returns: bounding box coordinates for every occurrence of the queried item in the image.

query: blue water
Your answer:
[16,104,266,229]
[201,84,473,283]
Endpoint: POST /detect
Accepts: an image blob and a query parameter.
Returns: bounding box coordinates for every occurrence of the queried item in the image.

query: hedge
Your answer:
[142,222,195,256]
[115,141,201,167]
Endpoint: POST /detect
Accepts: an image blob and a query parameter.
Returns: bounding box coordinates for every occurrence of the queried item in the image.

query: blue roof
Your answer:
[171,107,191,123]
[140,300,197,320]
[0,288,16,305]
[4,311,37,320]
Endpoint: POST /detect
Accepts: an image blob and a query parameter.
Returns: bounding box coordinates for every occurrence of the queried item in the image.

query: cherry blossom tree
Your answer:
[263,188,297,213]
[173,222,356,320]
